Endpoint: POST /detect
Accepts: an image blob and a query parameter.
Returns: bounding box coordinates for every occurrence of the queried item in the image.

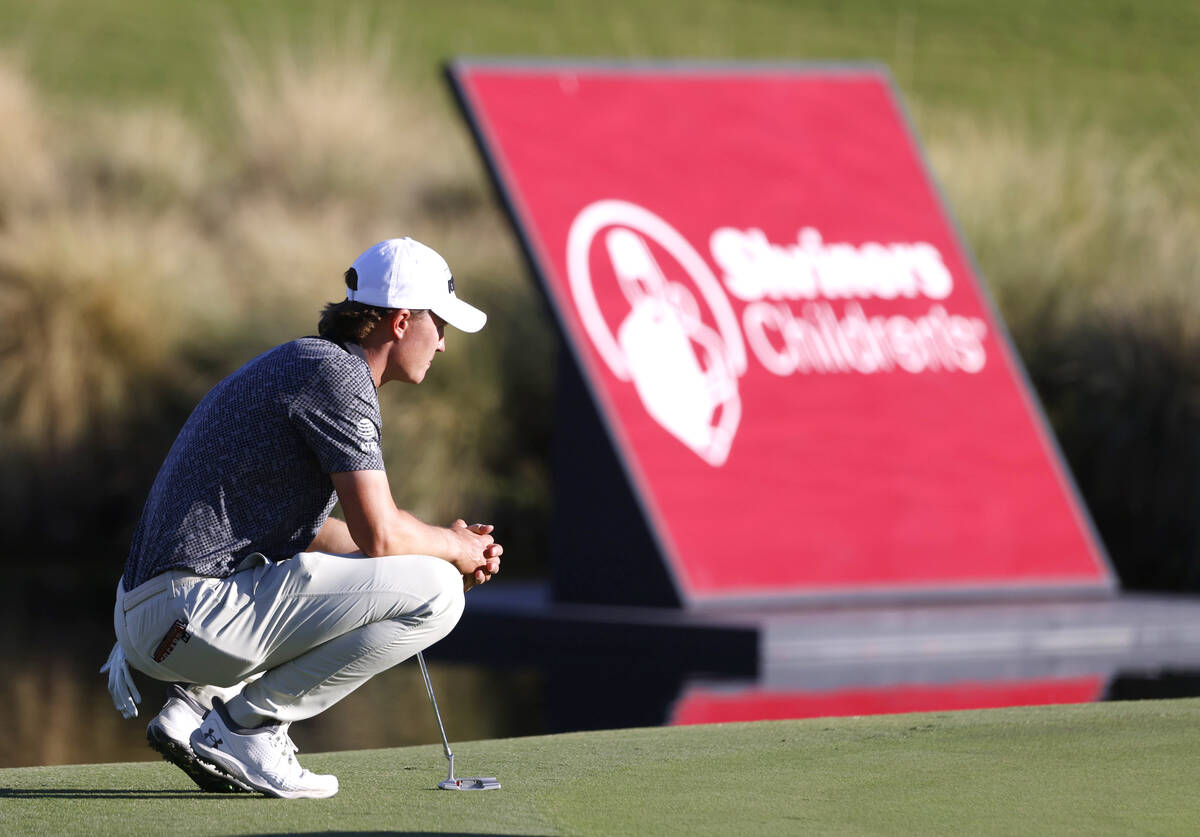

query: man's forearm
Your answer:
[353,506,457,559]
[330,469,492,577]
[309,507,457,564]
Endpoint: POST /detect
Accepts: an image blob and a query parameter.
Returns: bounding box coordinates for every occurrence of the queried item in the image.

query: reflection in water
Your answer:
[9,650,1200,769]
[0,573,544,770]
[7,574,1200,770]
[2,649,544,769]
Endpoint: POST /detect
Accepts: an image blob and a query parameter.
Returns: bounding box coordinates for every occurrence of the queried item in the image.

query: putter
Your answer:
[416,651,501,790]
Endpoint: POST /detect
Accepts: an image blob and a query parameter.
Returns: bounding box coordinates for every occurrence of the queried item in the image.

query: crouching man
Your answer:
[100,238,501,799]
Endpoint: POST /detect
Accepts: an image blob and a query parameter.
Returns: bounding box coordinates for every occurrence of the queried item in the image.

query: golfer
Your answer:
[100,238,501,799]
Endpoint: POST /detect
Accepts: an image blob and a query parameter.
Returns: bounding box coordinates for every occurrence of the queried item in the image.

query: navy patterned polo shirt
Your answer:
[122,337,385,590]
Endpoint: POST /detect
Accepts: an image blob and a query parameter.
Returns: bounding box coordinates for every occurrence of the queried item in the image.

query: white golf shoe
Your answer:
[146,685,249,793]
[190,698,339,799]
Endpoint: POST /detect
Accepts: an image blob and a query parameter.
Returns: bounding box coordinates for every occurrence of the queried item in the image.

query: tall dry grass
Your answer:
[220,17,468,210]
[0,210,223,453]
[0,57,61,217]
[929,119,1200,588]
[68,106,215,208]
[928,119,1199,342]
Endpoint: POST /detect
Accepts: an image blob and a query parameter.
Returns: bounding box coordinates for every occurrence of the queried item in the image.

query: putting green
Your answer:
[2,699,1198,835]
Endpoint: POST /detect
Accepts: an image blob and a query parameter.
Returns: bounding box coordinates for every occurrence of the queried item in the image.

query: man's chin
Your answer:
[386,368,424,386]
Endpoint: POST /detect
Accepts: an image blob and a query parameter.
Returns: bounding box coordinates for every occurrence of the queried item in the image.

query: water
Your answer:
[6,578,1200,770]
[7,648,1200,770]
[0,573,545,769]
[1,635,545,769]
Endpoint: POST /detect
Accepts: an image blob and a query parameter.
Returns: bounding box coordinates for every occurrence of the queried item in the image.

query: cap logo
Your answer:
[448,275,455,294]
[345,267,359,291]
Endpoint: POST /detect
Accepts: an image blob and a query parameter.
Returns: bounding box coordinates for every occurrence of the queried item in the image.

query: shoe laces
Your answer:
[265,723,305,771]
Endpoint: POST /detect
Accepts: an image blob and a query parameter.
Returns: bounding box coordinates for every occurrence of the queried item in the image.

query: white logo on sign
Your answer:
[567,200,745,468]
[566,200,990,469]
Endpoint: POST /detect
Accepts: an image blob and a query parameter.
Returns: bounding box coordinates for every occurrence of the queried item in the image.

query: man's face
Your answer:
[390,310,446,384]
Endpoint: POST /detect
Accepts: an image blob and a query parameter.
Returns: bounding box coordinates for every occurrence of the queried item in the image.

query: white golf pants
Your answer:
[113,551,464,723]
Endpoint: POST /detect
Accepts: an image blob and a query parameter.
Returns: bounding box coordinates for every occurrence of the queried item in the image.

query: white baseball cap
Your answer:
[345,237,487,333]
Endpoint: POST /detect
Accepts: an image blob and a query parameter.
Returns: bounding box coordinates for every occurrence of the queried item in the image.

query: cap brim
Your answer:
[432,296,487,333]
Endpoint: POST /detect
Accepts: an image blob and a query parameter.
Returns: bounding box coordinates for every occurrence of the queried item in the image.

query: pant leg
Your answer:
[118,552,463,722]
[234,554,465,722]
[186,679,260,711]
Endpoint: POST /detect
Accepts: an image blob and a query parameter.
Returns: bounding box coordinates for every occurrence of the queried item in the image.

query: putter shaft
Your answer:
[416,651,454,776]
[415,651,500,790]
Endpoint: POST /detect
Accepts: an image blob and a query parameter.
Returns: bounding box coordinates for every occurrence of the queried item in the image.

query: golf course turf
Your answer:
[3,698,1198,835]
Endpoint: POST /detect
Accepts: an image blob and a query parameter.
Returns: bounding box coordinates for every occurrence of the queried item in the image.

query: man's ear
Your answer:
[390,308,411,339]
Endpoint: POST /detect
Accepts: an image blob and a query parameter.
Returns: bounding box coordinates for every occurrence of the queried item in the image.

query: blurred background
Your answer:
[0,0,1196,769]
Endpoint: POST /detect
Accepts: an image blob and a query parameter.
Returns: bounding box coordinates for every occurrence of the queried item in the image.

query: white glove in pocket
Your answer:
[99,641,142,719]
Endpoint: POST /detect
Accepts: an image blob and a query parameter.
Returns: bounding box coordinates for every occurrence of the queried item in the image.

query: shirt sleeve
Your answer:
[288,358,386,473]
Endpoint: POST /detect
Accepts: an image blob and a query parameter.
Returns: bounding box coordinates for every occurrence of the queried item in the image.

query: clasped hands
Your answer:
[450,519,502,591]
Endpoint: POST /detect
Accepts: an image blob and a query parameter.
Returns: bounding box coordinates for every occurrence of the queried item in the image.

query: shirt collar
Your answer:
[346,342,368,364]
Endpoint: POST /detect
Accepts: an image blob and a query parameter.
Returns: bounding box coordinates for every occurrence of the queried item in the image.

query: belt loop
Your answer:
[120,572,176,612]
[234,552,271,573]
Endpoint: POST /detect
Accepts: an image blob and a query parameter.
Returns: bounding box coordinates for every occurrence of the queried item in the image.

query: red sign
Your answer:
[450,62,1112,603]
[669,676,1108,725]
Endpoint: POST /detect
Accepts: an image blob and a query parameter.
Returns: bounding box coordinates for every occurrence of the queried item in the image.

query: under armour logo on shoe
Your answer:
[203,730,224,749]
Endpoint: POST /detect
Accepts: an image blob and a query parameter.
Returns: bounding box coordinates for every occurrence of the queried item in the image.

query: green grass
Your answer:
[3,700,1199,836]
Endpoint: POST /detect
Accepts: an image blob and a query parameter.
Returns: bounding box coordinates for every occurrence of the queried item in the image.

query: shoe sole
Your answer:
[147,724,252,794]
[191,734,338,800]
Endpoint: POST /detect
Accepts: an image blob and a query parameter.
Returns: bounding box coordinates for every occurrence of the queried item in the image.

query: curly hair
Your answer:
[317,299,394,344]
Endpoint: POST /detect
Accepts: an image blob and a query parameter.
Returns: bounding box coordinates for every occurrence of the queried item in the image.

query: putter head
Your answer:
[438,776,501,791]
